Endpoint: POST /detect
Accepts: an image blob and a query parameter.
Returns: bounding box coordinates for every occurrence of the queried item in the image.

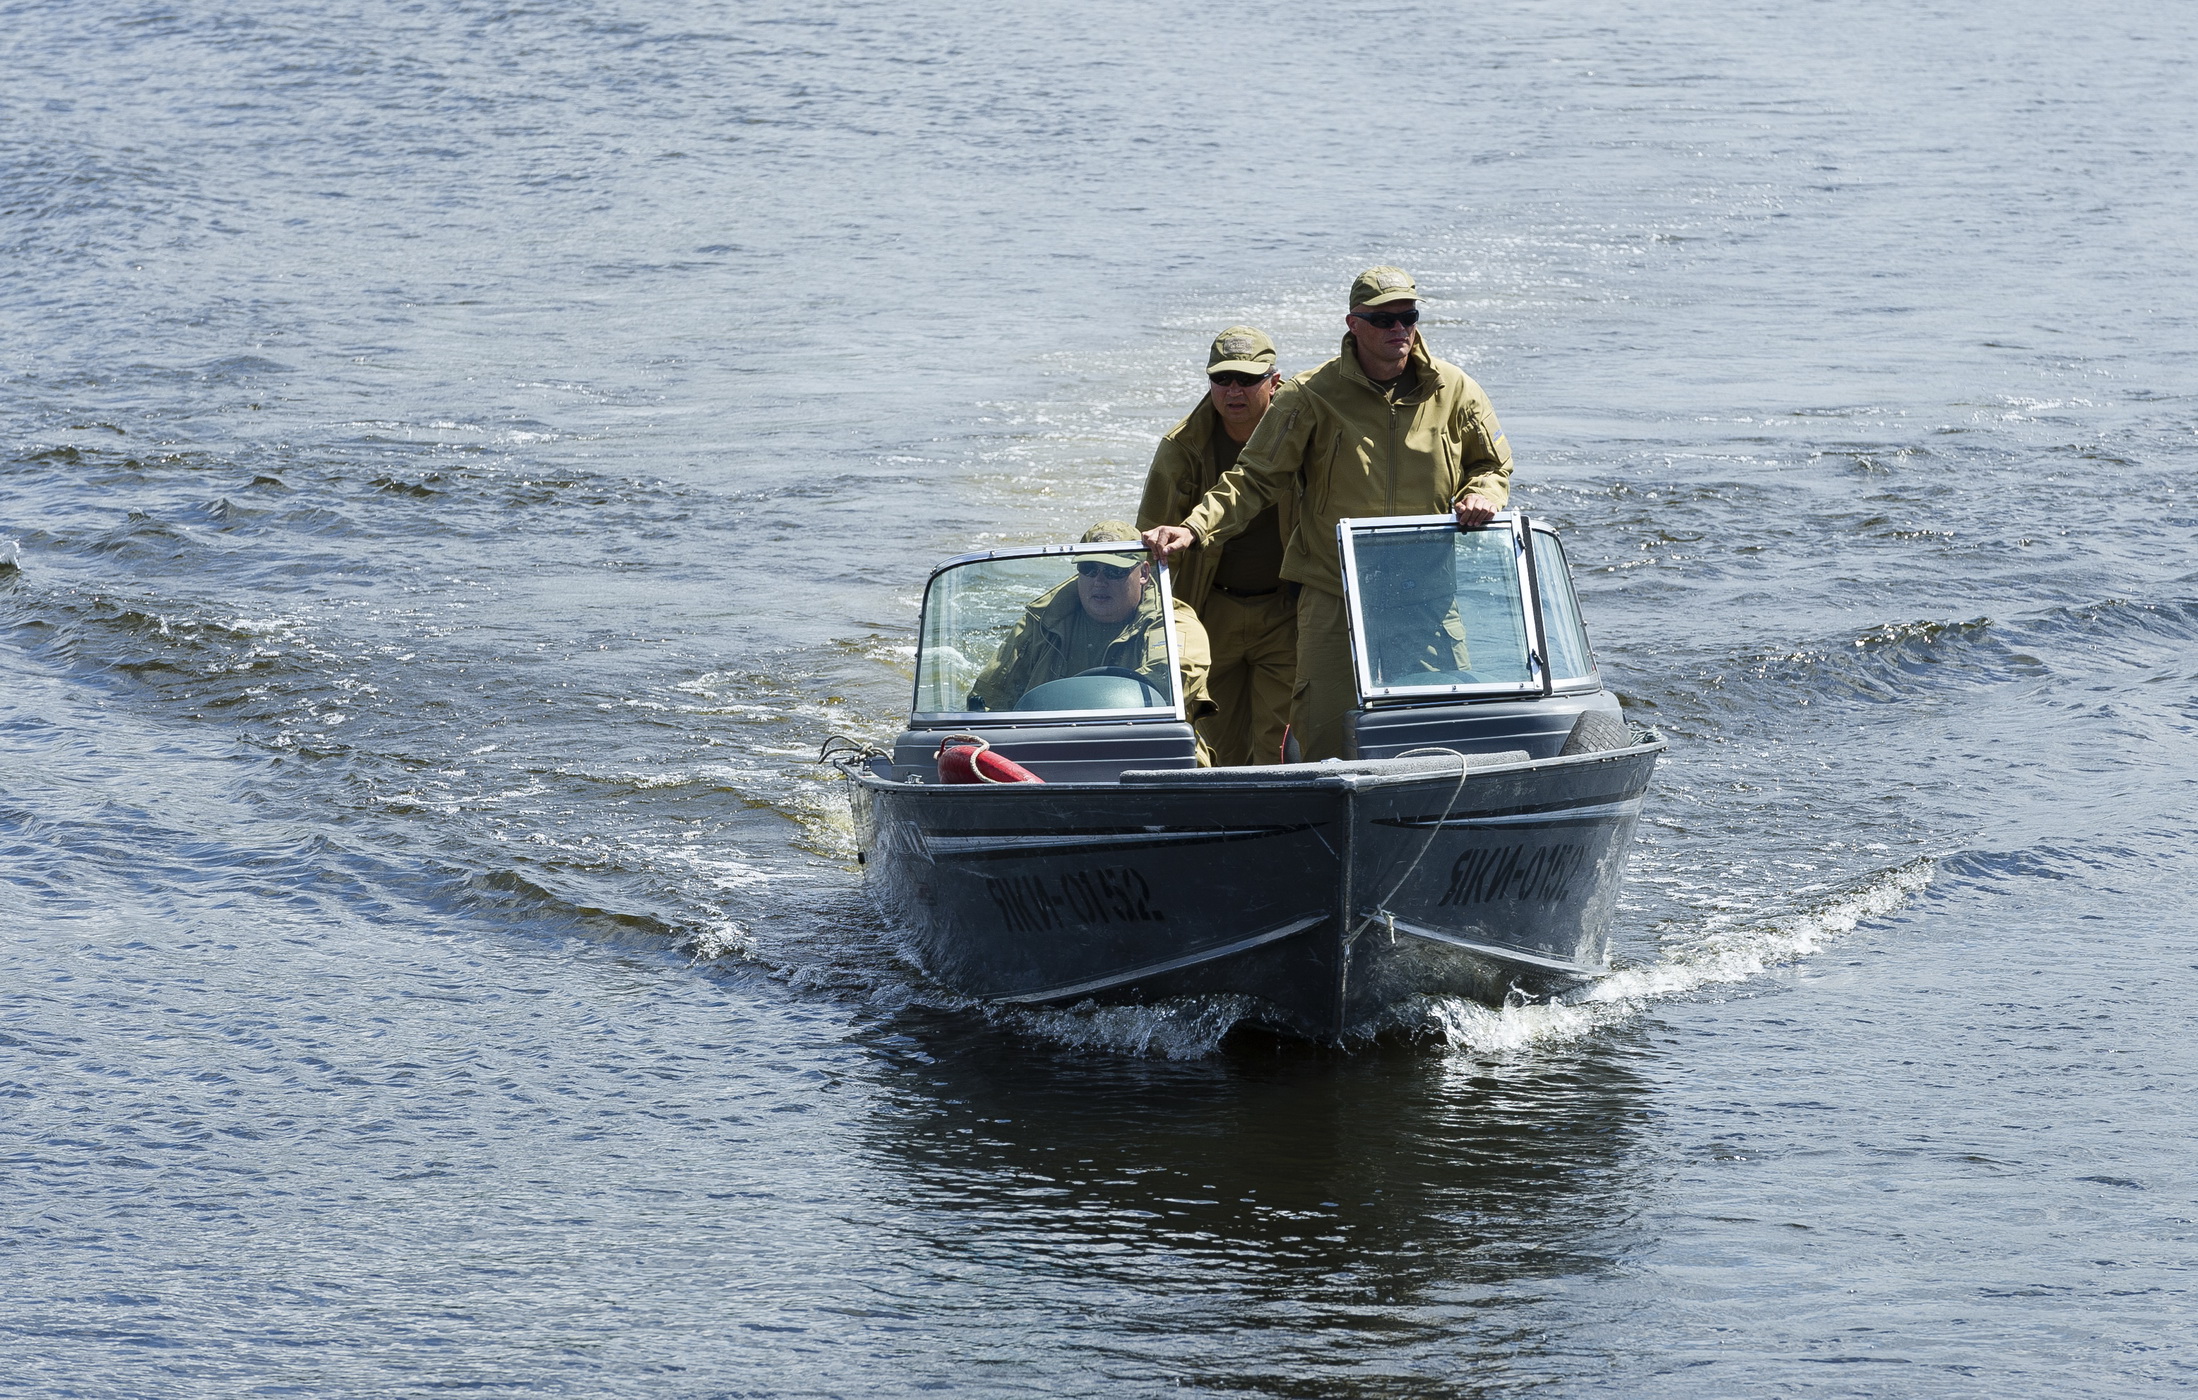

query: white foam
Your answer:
[681,919,752,961]
[1421,857,1935,1057]
[1002,996,1257,1060]
[1419,991,1618,1058]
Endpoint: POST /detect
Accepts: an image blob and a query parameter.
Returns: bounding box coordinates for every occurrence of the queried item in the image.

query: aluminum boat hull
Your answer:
[849,742,1662,1042]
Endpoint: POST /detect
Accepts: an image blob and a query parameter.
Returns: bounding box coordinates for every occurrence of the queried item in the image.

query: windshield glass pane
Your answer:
[1532,530,1597,684]
[1349,524,1533,693]
[915,551,1181,717]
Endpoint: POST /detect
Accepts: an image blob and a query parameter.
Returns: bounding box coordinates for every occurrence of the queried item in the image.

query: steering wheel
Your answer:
[1009,666,1170,712]
[1071,666,1152,683]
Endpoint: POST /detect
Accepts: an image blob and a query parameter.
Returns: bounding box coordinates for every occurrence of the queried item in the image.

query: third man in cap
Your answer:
[1142,267,1514,761]
[1136,326,1296,766]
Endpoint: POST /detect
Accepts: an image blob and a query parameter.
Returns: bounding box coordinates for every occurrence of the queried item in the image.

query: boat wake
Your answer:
[940,858,1937,1061]
[991,995,1262,1060]
[1417,856,1936,1056]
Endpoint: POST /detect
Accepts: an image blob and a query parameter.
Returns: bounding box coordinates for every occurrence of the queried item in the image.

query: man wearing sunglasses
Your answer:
[1140,266,1514,762]
[1135,326,1297,766]
[968,522,1215,750]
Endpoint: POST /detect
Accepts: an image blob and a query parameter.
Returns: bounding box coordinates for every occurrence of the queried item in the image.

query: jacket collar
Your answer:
[1181,393,1225,462]
[1337,331,1437,402]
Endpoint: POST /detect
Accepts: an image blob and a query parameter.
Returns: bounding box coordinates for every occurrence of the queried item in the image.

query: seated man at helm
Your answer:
[968,522,1216,741]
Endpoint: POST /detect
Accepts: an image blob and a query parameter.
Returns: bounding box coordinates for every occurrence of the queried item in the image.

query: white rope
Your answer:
[936,732,1014,785]
[1348,747,1472,944]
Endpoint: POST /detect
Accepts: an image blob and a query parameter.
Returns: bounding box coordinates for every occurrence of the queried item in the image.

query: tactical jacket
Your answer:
[1134,396,1299,614]
[968,580,1214,717]
[1179,333,1512,597]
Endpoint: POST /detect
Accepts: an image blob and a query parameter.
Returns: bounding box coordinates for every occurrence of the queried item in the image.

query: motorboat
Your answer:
[826,513,1664,1043]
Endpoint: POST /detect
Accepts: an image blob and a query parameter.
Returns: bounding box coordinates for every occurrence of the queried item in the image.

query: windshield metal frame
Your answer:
[1338,511,1598,706]
[909,541,1189,726]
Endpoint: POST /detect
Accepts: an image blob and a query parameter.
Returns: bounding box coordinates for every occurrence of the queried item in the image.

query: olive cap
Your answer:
[1349,265,1419,308]
[1079,520,1146,568]
[1206,325,1278,378]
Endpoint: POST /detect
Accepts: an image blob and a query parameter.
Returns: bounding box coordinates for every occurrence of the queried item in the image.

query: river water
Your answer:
[5,1,2194,1395]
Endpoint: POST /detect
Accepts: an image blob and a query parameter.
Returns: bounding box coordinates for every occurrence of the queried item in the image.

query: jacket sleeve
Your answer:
[1135,433,1198,531]
[1455,391,1513,506]
[1165,599,1217,721]
[1180,385,1314,547]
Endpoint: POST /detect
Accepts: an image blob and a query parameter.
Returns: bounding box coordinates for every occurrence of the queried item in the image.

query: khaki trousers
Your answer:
[1290,585,1358,762]
[1194,588,1297,766]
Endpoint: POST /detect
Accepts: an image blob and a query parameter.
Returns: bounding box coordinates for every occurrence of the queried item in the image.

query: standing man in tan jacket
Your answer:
[1136,326,1296,766]
[1142,268,1514,761]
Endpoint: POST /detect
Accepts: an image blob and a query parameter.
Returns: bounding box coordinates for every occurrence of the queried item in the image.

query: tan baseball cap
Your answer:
[1206,325,1278,377]
[1079,521,1146,568]
[1349,266,1419,308]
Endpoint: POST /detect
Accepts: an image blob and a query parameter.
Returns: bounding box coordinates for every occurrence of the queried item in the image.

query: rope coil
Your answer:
[816,734,889,770]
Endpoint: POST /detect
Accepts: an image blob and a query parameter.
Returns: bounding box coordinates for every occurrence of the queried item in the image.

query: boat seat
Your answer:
[1118,751,1530,785]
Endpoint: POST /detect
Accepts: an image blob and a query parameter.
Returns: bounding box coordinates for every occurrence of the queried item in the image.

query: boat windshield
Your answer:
[1339,513,1599,702]
[1532,529,1598,687]
[912,545,1185,721]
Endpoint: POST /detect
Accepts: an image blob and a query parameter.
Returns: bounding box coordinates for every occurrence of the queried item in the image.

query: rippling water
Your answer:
[6,1,2195,1394]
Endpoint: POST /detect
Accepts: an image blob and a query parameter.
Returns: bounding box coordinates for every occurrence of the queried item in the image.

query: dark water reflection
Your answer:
[861,1014,1653,1391]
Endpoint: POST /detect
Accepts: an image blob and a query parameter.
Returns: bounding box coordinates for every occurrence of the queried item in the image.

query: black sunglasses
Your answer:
[1351,307,1420,329]
[1208,371,1271,389]
[1077,561,1139,580]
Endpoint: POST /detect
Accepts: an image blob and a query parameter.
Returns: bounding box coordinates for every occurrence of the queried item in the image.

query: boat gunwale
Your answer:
[844,735,1665,795]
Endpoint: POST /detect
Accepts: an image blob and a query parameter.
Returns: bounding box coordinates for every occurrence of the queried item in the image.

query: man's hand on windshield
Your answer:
[1454,494,1498,529]
[1142,525,1195,561]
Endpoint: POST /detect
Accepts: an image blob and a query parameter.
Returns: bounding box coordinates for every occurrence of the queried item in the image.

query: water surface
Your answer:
[5,1,2195,1395]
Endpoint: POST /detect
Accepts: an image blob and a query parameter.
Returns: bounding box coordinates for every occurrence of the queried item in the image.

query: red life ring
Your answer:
[936,740,1043,785]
